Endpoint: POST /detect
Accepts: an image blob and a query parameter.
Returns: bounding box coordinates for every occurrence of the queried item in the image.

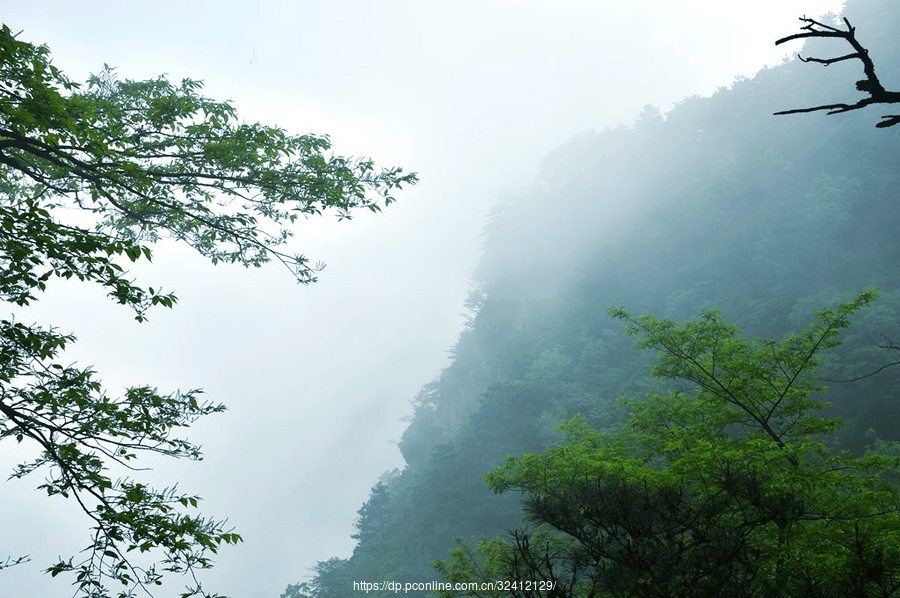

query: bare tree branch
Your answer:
[774,17,900,127]
[820,333,900,383]
[0,555,30,570]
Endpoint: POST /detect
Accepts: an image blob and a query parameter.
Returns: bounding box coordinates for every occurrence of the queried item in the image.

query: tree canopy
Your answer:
[436,291,900,597]
[0,23,416,598]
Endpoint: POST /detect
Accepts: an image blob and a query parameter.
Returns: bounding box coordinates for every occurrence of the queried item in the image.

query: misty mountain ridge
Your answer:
[286,0,900,594]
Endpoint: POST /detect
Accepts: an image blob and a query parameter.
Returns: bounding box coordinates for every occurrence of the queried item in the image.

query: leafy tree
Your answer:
[0,24,416,598]
[280,581,314,598]
[352,480,391,543]
[278,558,354,598]
[436,291,900,597]
[295,558,353,598]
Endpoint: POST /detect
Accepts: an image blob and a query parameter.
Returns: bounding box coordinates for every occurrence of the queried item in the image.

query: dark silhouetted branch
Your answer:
[0,555,30,570]
[820,334,900,383]
[774,17,900,127]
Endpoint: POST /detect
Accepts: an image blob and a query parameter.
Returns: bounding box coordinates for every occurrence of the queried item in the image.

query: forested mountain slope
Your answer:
[285,0,900,595]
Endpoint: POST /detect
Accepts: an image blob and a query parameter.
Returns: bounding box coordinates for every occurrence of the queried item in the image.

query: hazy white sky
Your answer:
[1,1,844,596]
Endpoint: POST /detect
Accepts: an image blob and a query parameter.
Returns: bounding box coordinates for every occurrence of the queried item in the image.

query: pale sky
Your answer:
[0,1,845,596]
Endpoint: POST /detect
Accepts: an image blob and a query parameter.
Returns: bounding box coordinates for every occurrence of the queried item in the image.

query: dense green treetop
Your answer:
[0,23,415,598]
[437,292,900,598]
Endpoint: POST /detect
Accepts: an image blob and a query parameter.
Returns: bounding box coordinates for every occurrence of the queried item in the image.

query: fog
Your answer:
[1,1,844,596]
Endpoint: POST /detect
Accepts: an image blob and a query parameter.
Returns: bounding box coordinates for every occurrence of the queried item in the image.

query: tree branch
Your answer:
[820,333,900,383]
[774,17,900,127]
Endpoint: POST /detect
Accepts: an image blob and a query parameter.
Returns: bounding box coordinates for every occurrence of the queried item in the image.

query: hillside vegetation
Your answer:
[286,0,900,595]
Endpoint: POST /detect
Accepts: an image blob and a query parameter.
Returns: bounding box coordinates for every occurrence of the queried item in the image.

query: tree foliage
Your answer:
[437,291,900,597]
[352,480,392,543]
[0,23,416,598]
